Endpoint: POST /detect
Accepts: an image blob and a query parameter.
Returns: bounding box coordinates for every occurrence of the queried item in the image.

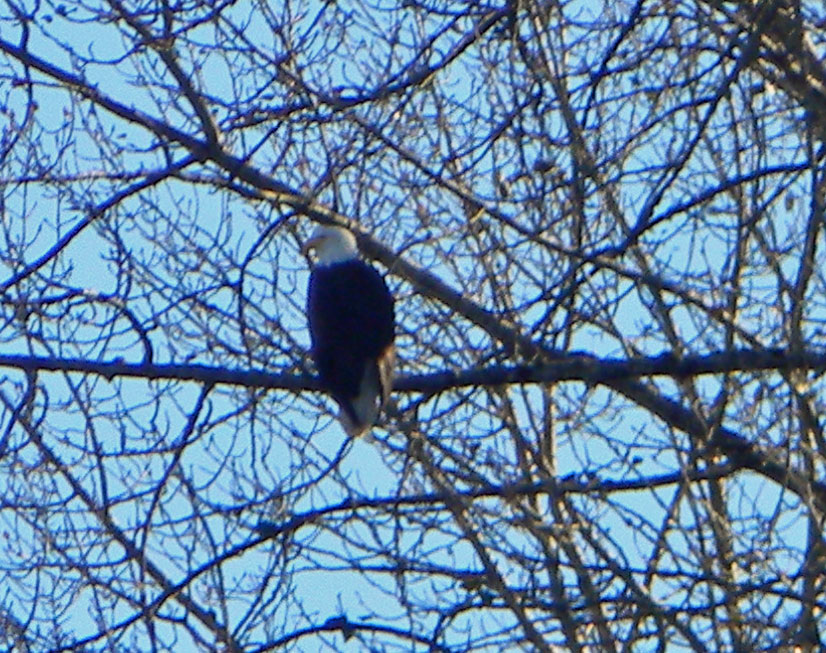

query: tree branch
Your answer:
[0,347,821,393]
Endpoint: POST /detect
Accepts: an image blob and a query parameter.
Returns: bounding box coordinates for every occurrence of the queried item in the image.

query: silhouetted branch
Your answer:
[0,347,821,392]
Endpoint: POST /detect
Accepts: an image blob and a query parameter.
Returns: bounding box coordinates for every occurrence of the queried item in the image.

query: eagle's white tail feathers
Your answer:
[338,366,382,437]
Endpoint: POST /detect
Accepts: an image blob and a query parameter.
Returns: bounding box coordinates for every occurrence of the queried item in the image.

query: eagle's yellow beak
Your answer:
[301,235,322,257]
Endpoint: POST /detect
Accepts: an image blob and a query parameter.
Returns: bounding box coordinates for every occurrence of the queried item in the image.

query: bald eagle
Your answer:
[302,226,395,437]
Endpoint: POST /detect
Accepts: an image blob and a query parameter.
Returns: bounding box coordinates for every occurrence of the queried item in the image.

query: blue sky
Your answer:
[0,0,821,650]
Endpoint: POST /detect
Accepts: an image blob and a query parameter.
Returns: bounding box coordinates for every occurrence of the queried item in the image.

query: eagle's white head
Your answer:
[302,225,359,266]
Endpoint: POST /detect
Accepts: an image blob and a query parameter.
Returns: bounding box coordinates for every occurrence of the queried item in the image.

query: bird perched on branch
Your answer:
[302,225,395,437]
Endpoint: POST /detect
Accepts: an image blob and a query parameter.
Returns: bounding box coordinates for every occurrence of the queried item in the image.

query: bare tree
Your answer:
[0,0,824,650]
